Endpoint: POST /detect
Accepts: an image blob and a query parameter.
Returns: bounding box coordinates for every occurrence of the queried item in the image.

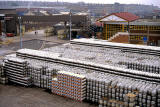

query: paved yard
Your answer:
[0,84,96,107]
[0,30,69,57]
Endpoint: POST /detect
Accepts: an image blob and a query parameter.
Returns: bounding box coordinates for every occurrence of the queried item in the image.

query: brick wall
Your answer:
[109,34,129,43]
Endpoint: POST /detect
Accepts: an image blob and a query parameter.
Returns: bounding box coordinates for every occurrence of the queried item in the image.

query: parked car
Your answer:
[6,33,15,37]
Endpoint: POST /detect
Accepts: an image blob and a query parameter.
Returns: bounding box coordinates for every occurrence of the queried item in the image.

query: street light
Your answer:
[69,10,72,41]
[18,16,22,49]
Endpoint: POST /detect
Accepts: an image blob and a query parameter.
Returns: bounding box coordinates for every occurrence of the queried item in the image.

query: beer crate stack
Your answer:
[51,71,86,101]
[4,57,31,86]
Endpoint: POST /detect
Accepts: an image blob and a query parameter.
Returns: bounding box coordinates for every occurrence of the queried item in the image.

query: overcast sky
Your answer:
[1,0,160,7]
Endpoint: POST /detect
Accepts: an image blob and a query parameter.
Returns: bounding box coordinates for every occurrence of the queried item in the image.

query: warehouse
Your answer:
[98,12,160,45]
[0,9,17,36]
[0,38,160,107]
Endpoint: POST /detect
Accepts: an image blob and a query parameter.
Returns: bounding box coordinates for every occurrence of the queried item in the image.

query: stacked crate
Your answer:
[4,57,31,86]
[52,71,86,101]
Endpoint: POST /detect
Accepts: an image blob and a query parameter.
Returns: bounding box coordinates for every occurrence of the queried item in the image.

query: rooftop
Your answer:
[98,12,139,22]
[112,12,140,22]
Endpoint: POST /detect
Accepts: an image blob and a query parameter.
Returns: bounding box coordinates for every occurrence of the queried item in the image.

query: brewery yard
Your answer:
[0,30,160,107]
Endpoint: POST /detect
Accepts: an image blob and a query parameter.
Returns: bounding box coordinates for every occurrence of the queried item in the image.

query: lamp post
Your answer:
[18,16,22,49]
[69,10,72,41]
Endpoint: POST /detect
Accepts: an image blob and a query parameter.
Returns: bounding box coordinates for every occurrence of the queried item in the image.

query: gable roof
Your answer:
[98,12,139,22]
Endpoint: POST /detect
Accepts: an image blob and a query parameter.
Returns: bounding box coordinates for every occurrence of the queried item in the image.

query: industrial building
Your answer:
[98,12,160,46]
[0,8,89,38]
[0,9,17,36]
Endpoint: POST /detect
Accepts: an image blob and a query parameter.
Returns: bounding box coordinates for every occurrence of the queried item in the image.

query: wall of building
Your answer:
[5,14,17,35]
[109,34,129,43]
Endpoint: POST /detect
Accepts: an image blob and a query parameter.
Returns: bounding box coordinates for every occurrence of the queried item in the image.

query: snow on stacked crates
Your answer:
[52,71,86,101]
[4,57,31,86]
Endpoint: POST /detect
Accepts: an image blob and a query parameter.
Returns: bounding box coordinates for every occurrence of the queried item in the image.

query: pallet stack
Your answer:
[52,71,86,101]
[4,57,31,86]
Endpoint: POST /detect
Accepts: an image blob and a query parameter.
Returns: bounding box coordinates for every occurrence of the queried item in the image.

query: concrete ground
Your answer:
[3,30,68,43]
[0,30,96,107]
[0,30,69,56]
[0,84,95,107]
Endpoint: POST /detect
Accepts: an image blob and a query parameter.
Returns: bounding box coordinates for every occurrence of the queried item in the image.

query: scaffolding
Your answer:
[103,24,127,40]
[103,22,160,44]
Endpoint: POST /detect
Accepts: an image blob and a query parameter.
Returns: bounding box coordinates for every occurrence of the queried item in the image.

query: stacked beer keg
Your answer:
[71,38,160,56]
[0,61,8,84]
[43,42,160,71]
[1,38,160,106]
[0,61,4,77]
[4,57,31,86]
[27,60,57,89]
[122,62,160,74]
